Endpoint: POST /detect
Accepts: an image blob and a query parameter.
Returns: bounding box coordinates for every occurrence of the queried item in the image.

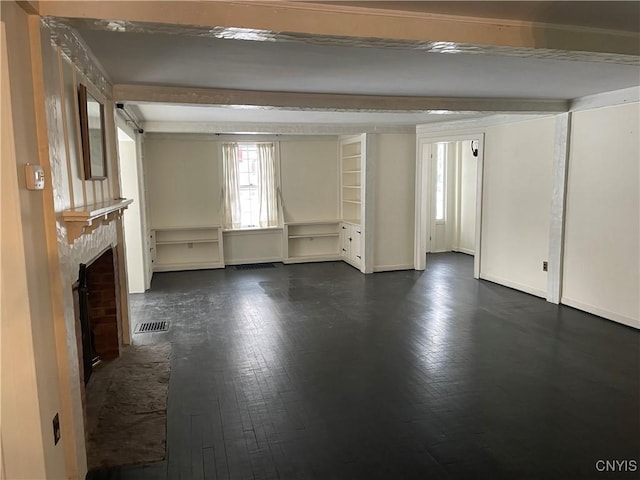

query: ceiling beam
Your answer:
[143,122,416,135]
[39,1,639,57]
[113,84,569,114]
[17,1,39,15]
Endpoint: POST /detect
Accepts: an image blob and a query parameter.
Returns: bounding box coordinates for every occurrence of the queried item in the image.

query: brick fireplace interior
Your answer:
[75,246,122,386]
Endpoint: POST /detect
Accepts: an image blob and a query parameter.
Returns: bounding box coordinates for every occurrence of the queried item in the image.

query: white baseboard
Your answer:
[224,257,282,266]
[373,264,414,273]
[479,273,546,299]
[561,297,640,330]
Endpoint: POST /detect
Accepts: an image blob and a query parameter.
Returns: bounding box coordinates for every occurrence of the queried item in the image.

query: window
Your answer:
[237,144,260,228]
[222,142,279,229]
[435,142,446,222]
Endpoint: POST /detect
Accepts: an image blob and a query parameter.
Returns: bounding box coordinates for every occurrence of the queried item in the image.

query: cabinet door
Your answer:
[340,223,350,257]
[351,226,362,264]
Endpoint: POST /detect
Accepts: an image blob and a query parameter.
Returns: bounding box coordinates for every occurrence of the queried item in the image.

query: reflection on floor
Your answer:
[87,253,639,480]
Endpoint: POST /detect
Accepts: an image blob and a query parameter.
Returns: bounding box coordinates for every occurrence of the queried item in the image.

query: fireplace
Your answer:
[75,247,121,385]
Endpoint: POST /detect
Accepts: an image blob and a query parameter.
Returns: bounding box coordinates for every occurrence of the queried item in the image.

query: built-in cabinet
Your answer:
[339,135,369,272]
[145,134,374,274]
[340,221,363,268]
[151,226,224,272]
[283,221,341,263]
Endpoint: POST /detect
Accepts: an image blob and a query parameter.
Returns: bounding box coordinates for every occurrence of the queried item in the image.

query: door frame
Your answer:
[414,133,485,278]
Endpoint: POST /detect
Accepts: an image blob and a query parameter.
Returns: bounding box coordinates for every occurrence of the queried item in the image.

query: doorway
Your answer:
[414,134,484,277]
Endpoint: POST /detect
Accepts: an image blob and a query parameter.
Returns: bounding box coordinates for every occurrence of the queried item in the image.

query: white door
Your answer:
[430,142,452,252]
[352,226,362,265]
[340,223,350,258]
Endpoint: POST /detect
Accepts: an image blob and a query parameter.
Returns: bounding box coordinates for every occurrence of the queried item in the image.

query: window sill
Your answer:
[223,226,283,236]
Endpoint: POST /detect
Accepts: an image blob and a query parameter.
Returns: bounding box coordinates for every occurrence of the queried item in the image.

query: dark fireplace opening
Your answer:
[78,263,98,384]
[76,247,121,385]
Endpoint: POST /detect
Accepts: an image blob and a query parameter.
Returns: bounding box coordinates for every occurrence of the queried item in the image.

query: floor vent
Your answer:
[236,263,276,270]
[135,321,169,334]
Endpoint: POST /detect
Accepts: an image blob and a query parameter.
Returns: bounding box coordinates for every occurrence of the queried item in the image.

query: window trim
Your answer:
[219,141,283,231]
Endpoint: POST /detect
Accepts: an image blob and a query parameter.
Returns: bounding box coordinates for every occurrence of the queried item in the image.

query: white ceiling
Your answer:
[79,30,639,99]
[71,3,639,131]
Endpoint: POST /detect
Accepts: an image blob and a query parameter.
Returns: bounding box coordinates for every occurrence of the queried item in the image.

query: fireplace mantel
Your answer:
[62,198,133,244]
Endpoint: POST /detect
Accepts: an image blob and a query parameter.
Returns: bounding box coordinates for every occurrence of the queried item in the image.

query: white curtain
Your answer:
[221,143,241,229]
[257,143,278,228]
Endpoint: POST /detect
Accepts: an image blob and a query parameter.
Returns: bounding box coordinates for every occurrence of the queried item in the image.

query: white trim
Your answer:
[569,86,640,112]
[546,113,571,304]
[453,247,475,256]
[416,114,551,136]
[362,133,376,274]
[224,257,283,266]
[373,264,414,272]
[413,138,429,270]
[414,133,484,279]
[561,297,640,330]
[473,134,485,280]
[480,273,547,299]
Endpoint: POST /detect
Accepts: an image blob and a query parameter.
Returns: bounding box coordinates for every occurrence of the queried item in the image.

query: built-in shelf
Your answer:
[155,239,218,245]
[62,198,133,244]
[288,233,339,239]
[343,200,361,204]
[152,225,224,271]
[283,221,341,263]
[343,170,361,173]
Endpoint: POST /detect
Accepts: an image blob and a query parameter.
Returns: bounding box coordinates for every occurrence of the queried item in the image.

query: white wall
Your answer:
[118,131,146,293]
[144,135,220,228]
[280,139,338,221]
[144,135,340,266]
[223,230,283,264]
[480,116,555,297]
[374,133,416,271]
[457,140,477,254]
[562,103,639,328]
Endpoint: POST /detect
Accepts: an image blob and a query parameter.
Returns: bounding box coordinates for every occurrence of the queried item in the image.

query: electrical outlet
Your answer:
[53,413,61,445]
[543,261,548,272]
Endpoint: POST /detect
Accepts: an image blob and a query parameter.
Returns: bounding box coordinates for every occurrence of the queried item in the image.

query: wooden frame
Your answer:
[78,83,107,179]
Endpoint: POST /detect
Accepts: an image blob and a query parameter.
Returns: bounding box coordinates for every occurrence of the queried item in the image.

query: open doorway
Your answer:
[414,135,484,277]
[117,127,148,294]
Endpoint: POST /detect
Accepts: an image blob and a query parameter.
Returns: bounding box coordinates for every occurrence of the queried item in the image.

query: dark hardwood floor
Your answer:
[87,253,639,480]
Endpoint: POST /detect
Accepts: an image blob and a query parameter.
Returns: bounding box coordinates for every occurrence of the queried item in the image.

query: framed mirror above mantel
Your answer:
[78,83,107,180]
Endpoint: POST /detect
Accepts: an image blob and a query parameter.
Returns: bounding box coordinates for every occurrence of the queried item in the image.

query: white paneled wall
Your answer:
[479,117,556,297]
[280,139,339,222]
[145,135,221,228]
[562,103,640,328]
[374,134,416,270]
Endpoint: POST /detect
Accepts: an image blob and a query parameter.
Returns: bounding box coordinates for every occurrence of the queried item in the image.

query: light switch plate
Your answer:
[25,163,45,190]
